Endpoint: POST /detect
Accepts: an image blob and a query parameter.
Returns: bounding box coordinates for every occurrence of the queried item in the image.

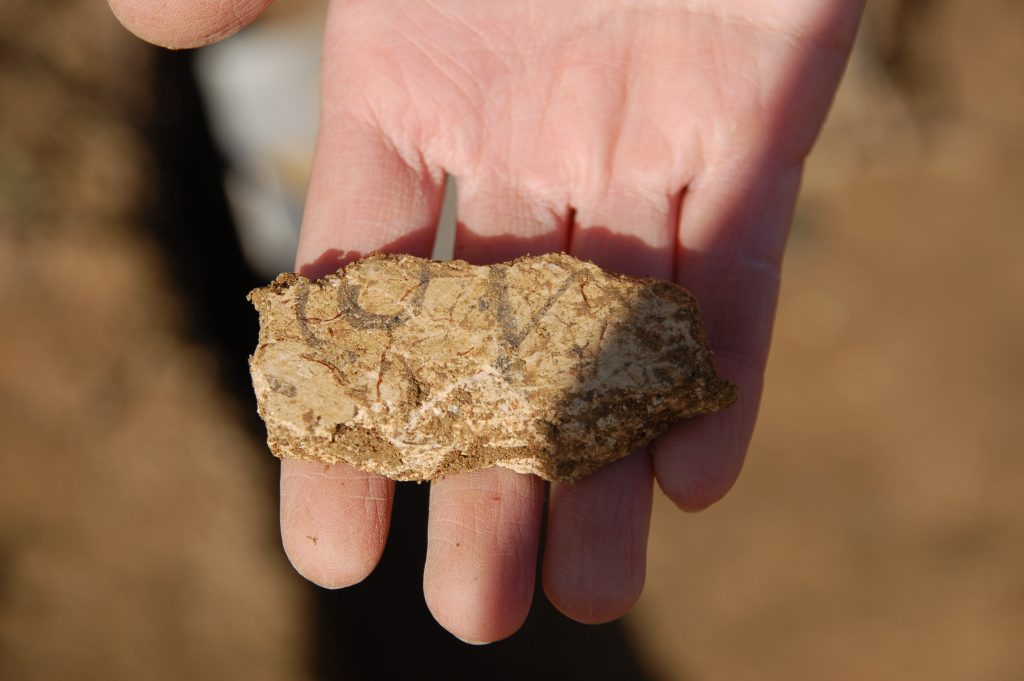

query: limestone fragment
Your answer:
[248,253,736,482]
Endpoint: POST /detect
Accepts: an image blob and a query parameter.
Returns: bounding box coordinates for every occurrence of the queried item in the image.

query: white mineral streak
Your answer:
[248,253,736,482]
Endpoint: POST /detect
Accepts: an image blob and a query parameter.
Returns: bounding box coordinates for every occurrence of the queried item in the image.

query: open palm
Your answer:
[112,0,863,643]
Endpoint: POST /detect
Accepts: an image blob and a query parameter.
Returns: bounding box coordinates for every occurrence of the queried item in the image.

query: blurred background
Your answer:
[1,1,1022,679]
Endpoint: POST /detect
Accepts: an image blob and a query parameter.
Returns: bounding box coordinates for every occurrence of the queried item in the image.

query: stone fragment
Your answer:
[248,253,736,482]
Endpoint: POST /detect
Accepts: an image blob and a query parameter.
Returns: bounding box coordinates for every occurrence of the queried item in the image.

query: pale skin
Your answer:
[109,0,864,643]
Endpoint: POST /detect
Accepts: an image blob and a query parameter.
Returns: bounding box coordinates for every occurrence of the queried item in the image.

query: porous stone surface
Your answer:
[248,253,736,482]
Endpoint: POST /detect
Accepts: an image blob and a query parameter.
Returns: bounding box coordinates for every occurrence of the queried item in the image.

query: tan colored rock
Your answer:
[248,253,736,482]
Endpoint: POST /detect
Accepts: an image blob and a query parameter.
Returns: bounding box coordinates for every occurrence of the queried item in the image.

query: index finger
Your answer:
[279,108,445,586]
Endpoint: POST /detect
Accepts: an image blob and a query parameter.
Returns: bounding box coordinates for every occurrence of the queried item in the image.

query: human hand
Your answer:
[110,0,864,643]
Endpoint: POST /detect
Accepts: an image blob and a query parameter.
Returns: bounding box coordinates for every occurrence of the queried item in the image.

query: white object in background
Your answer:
[192,4,324,279]
[193,1,459,274]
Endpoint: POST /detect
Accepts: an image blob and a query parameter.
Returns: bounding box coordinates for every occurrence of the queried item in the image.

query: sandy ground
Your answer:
[0,3,310,680]
[1,1,1022,679]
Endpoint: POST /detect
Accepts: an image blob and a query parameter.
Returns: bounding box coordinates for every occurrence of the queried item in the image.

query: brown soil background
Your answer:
[2,1,1022,679]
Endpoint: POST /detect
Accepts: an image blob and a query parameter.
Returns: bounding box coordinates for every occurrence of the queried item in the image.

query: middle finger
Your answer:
[423,180,569,643]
